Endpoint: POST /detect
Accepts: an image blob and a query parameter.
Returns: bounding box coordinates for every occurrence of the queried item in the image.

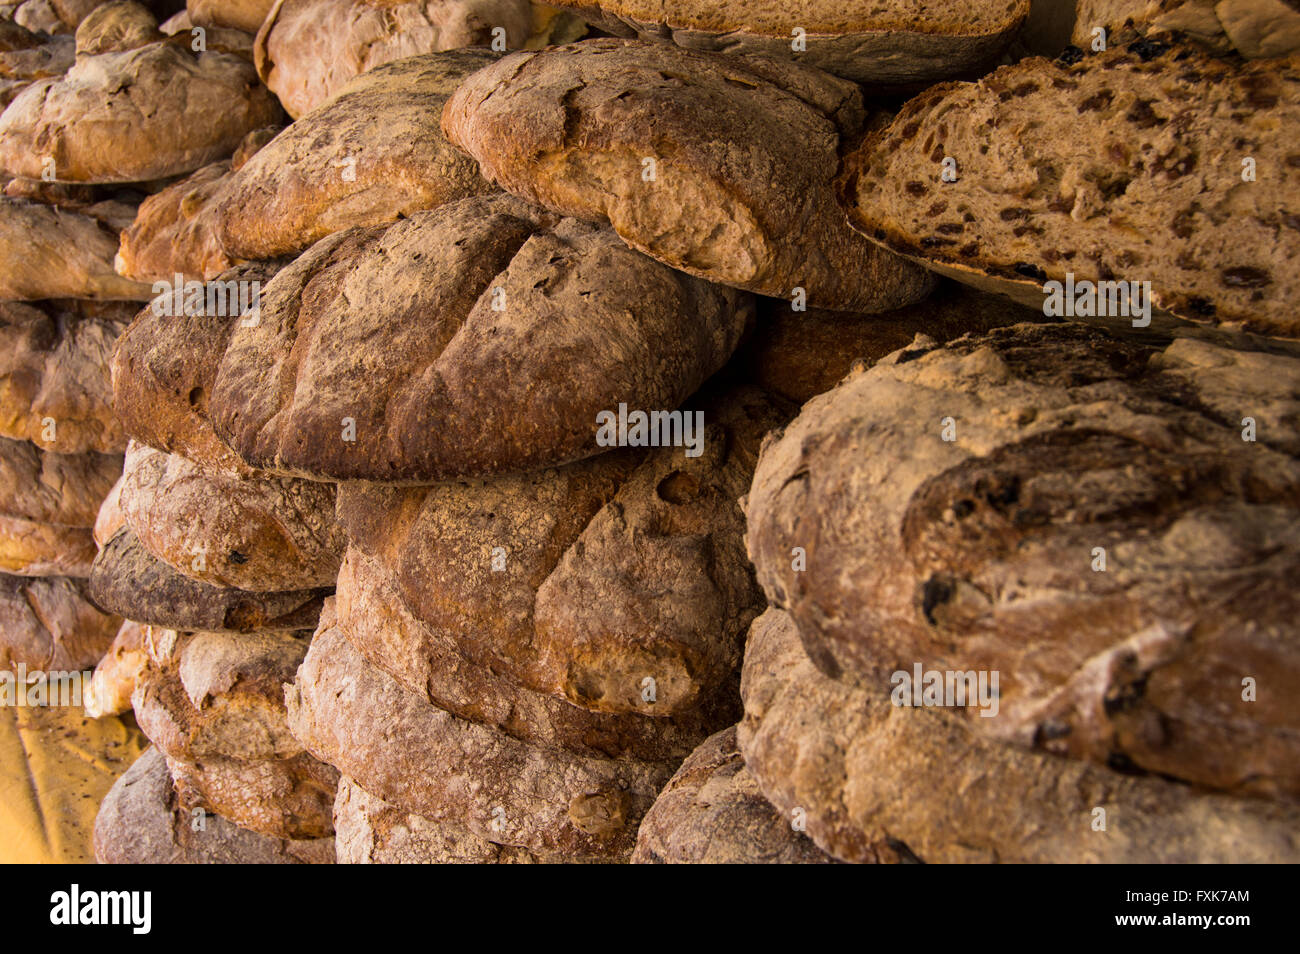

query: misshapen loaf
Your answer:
[745,322,1300,798]
[443,38,936,312]
[0,571,119,673]
[0,198,154,299]
[0,436,121,528]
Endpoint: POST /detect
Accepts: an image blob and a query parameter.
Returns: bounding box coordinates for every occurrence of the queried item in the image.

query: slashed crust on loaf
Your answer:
[840,43,1300,337]
[442,38,936,311]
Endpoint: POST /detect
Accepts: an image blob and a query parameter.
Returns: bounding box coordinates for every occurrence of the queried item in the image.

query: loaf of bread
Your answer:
[0,34,281,182]
[839,43,1300,338]
[84,619,147,717]
[74,1,162,54]
[209,195,753,481]
[0,514,97,575]
[0,299,134,453]
[110,260,284,475]
[188,0,273,33]
[0,197,154,299]
[334,776,559,863]
[0,16,73,81]
[632,726,839,864]
[253,0,583,118]
[548,0,1029,84]
[444,38,936,312]
[158,7,256,58]
[287,610,675,860]
[165,750,338,838]
[91,472,123,546]
[1072,0,1300,59]
[94,746,335,863]
[740,608,1300,863]
[745,322,1300,798]
[213,51,499,261]
[336,547,737,761]
[0,436,121,528]
[0,570,119,672]
[14,0,182,34]
[89,526,329,633]
[118,442,345,591]
[338,385,782,716]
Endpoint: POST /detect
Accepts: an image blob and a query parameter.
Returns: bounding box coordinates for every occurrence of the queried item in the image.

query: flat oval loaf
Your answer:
[208,193,753,481]
[0,39,281,182]
[548,0,1029,85]
[442,38,936,312]
[212,51,500,261]
[839,43,1300,338]
[744,322,1300,799]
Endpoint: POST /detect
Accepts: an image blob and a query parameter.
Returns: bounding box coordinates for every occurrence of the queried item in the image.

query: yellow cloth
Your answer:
[0,695,147,863]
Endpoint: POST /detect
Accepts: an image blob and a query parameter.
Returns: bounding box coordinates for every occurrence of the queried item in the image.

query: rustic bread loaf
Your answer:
[745,322,1300,798]
[14,0,182,34]
[288,611,676,860]
[213,51,499,261]
[74,1,161,54]
[839,43,1300,338]
[94,746,334,863]
[188,0,272,32]
[158,7,255,57]
[1072,0,1300,59]
[0,514,97,575]
[118,443,345,591]
[336,547,737,760]
[740,607,1300,863]
[209,194,753,481]
[91,472,123,546]
[334,776,560,863]
[0,299,133,453]
[338,385,782,717]
[740,283,1041,405]
[549,1,1029,84]
[0,18,72,80]
[0,37,280,182]
[165,750,338,838]
[444,39,936,312]
[89,526,329,632]
[0,437,121,527]
[84,619,146,717]
[631,726,839,864]
[0,570,118,672]
[254,0,582,118]
[0,198,154,299]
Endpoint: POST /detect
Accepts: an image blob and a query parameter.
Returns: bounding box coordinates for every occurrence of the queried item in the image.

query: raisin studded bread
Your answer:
[839,42,1300,338]
[744,322,1300,798]
[1072,0,1300,59]
[442,38,936,312]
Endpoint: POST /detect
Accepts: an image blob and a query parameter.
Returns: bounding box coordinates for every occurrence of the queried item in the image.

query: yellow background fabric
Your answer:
[0,698,147,864]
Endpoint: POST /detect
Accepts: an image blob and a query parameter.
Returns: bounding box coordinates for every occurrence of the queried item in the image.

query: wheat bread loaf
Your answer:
[0,197,154,299]
[187,0,272,32]
[253,0,583,118]
[89,526,329,632]
[209,194,753,481]
[165,750,337,838]
[84,619,146,717]
[0,514,97,575]
[740,607,1300,863]
[0,17,73,80]
[0,34,280,182]
[550,1,1029,85]
[74,0,161,53]
[338,385,783,717]
[213,51,499,260]
[839,43,1300,338]
[444,39,935,312]
[13,0,183,33]
[0,436,121,527]
[1072,0,1300,59]
[118,442,345,591]
[744,322,1300,798]
[336,547,736,761]
[0,570,119,672]
[94,746,334,862]
[0,299,134,453]
[288,611,675,860]
[631,726,839,864]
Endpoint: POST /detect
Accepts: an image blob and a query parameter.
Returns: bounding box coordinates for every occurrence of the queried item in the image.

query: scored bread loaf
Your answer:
[0,197,154,299]
[1071,0,1300,59]
[337,385,783,717]
[838,42,1300,338]
[94,747,335,863]
[0,299,135,454]
[0,33,281,182]
[84,619,147,718]
[89,526,329,633]
[287,612,675,861]
[212,51,499,261]
[208,194,753,481]
[253,0,582,118]
[118,442,345,592]
[0,570,119,673]
[631,726,840,864]
[739,608,1300,863]
[443,38,936,312]
[548,0,1029,84]
[744,322,1300,798]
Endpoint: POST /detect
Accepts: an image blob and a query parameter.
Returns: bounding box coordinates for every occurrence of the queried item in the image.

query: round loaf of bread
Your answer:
[0,571,120,673]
